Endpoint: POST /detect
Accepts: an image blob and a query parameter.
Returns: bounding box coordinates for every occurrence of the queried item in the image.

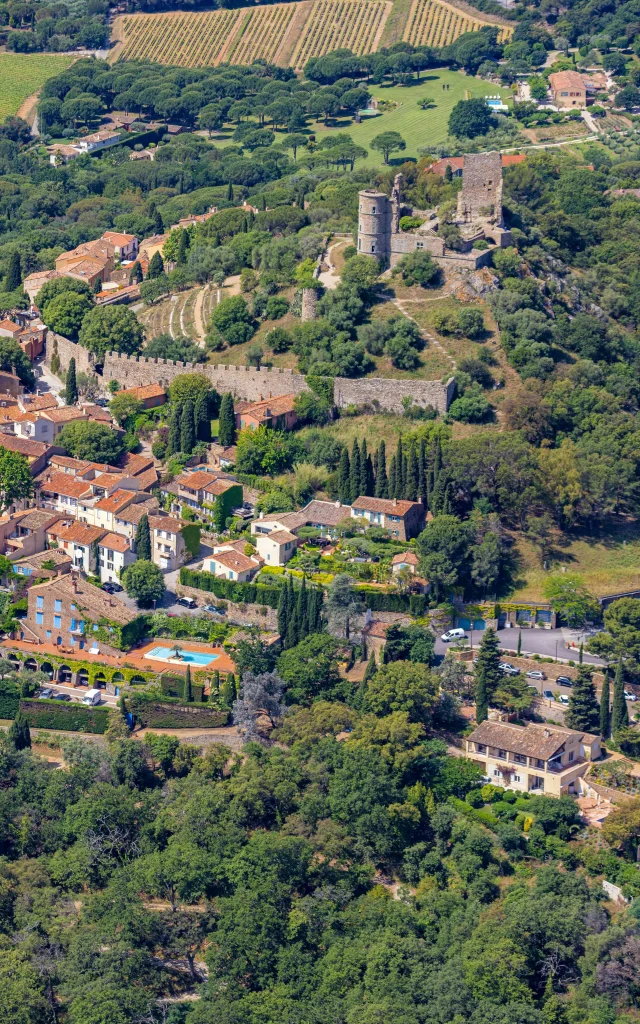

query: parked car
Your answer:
[543,690,554,700]
[527,685,539,694]
[526,670,546,680]
[102,581,123,594]
[38,688,53,700]
[53,693,72,702]
[499,662,521,676]
[624,690,638,702]
[176,596,197,609]
[558,694,570,705]
[556,675,573,687]
[204,604,225,615]
[441,628,466,642]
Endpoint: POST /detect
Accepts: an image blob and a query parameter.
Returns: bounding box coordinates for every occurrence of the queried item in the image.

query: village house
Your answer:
[548,70,587,108]
[148,514,190,572]
[235,394,298,432]
[23,572,138,655]
[0,509,63,560]
[116,383,167,410]
[204,540,263,582]
[23,269,62,308]
[112,498,159,545]
[251,500,351,540]
[350,497,425,541]
[14,405,88,445]
[0,369,23,399]
[0,435,61,478]
[207,444,237,470]
[391,550,430,593]
[465,720,601,797]
[162,470,242,520]
[12,548,73,580]
[45,521,107,575]
[101,231,139,261]
[98,532,136,584]
[255,529,298,566]
[48,129,122,166]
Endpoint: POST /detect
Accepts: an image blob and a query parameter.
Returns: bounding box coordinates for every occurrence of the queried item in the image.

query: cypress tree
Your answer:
[359,439,369,497]
[221,672,235,705]
[338,447,351,504]
[6,251,21,291]
[184,665,193,703]
[153,210,164,235]
[350,439,361,503]
[388,455,397,499]
[475,627,501,724]
[218,392,236,447]
[433,435,442,481]
[213,496,226,533]
[579,642,583,664]
[180,399,196,454]
[565,666,600,733]
[148,251,164,278]
[365,452,375,496]
[136,513,151,561]
[600,669,610,739]
[277,581,289,638]
[8,710,30,750]
[418,438,426,504]
[195,390,210,442]
[296,576,309,641]
[363,650,377,683]
[168,403,181,455]
[307,586,322,633]
[441,482,452,516]
[65,357,78,406]
[130,260,143,284]
[517,630,522,657]
[375,441,388,497]
[210,670,220,701]
[612,658,629,733]
[227,182,234,201]
[405,441,418,501]
[285,579,298,649]
[178,229,190,266]
[395,437,404,499]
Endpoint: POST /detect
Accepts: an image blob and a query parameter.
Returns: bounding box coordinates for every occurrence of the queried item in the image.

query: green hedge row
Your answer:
[160,674,205,702]
[356,590,428,615]
[180,567,281,609]
[19,699,110,734]
[128,694,229,729]
[0,681,20,720]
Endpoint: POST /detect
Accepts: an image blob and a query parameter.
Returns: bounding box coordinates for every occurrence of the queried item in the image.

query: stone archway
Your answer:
[77,669,90,687]
[24,658,38,672]
[94,673,107,689]
[112,672,125,683]
[57,665,72,684]
[40,662,54,679]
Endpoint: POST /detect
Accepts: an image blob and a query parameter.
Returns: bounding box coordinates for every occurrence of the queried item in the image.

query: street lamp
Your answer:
[555,640,558,664]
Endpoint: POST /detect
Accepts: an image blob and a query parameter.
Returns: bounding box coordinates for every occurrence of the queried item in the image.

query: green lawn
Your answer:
[0,53,76,120]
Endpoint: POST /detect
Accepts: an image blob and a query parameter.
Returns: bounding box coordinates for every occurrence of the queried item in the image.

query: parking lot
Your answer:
[36,683,118,707]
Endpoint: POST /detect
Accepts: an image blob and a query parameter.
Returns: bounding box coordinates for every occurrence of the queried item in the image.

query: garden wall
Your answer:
[175,583,279,630]
[45,332,94,376]
[128,696,229,729]
[101,350,454,414]
[20,698,109,733]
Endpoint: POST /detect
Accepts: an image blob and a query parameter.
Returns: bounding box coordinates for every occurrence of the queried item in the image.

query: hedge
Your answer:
[180,567,281,608]
[355,589,427,615]
[0,682,19,720]
[127,694,229,729]
[20,699,110,734]
[160,674,205,702]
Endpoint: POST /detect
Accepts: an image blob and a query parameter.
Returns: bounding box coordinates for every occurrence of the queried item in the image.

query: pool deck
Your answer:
[1,638,236,677]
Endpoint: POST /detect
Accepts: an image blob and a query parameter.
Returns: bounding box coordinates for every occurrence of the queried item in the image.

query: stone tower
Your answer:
[456,152,504,226]
[357,188,390,262]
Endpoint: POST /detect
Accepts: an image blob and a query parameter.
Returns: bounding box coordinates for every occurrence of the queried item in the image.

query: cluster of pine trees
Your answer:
[277,575,323,650]
[166,394,211,457]
[337,435,451,511]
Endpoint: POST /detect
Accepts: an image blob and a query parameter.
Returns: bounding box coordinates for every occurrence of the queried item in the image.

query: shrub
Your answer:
[19,699,109,734]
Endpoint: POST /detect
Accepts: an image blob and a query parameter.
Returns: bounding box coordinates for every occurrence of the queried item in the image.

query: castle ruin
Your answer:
[357,151,512,270]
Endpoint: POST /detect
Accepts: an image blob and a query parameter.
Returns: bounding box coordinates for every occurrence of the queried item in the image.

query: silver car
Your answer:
[526,670,546,680]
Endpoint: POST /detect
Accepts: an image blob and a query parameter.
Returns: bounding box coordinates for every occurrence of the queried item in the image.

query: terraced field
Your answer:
[403,0,513,46]
[113,0,511,69]
[0,53,76,120]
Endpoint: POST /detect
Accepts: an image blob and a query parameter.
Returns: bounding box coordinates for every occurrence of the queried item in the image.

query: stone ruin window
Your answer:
[371,244,376,253]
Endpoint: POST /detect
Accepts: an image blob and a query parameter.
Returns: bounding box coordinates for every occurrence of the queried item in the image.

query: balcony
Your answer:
[547,757,585,774]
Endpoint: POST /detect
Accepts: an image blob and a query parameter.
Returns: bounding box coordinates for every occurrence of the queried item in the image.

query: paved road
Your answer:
[37,682,118,707]
[109,549,213,616]
[435,627,605,666]
[34,359,64,400]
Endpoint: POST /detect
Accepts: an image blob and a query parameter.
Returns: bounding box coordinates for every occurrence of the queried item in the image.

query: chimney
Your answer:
[71,572,78,593]
[335,500,341,507]
[544,728,551,738]
[392,498,397,507]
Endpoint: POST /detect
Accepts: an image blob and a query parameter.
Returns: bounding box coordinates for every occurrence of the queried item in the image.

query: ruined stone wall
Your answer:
[45,332,94,376]
[457,152,503,224]
[335,376,455,414]
[301,288,317,322]
[390,233,445,267]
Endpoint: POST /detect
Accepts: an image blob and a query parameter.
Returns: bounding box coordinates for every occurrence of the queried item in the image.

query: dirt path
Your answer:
[318,240,343,291]
[134,725,244,750]
[17,89,41,132]
[392,296,457,372]
[193,284,209,346]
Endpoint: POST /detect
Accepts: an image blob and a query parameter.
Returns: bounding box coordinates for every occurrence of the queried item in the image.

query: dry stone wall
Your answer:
[45,332,94,376]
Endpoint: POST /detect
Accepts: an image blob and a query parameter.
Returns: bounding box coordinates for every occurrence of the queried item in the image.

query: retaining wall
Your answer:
[102,350,454,413]
[45,332,94,376]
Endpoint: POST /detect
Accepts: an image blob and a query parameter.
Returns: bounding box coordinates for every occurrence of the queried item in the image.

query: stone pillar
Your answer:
[301,288,317,322]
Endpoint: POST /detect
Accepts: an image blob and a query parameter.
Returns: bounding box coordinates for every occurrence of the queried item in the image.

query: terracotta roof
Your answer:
[202,478,236,498]
[0,435,49,459]
[102,231,137,246]
[364,620,390,639]
[19,394,58,412]
[118,452,154,476]
[263,529,297,544]
[301,500,352,526]
[41,407,87,424]
[48,456,94,474]
[30,573,137,625]
[214,539,251,555]
[40,473,91,499]
[91,473,129,491]
[0,319,22,334]
[115,499,158,525]
[93,490,137,514]
[176,470,219,491]
[149,515,184,535]
[467,720,597,761]
[83,403,113,423]
[14,509,61,532]
[257,511,310,531]
[48,522,106,546]
[14,548,71,570]
[98,531,131,553]
[351,496,421,517]
[212,550,259,574]
[549,70,585,90]
[135,467,158,491]
[237,393,297,420]
[501,154,527,167]
[119,383,166,402]
[392,551,419,565]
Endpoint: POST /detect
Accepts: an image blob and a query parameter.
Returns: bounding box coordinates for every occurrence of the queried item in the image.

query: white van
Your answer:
[441,628,466,642]
[82,689,102,706]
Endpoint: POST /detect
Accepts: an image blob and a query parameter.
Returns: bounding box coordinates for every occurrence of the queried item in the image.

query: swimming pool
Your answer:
[144,646,219,666]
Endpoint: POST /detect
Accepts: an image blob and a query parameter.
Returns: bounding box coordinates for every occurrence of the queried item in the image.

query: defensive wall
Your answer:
[102,350,455,414]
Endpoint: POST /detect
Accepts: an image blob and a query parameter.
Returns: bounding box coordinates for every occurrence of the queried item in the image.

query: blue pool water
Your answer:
[145,646,219,666]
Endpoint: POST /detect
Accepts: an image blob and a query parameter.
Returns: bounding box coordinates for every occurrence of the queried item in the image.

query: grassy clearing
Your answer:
[0,53,75,119]
[298,412,412,450]
[510,523,640,602]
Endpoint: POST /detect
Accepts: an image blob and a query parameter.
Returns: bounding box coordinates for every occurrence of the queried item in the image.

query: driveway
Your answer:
[434,627,605,666]
[36,683,118,707]
[109,548,213,616]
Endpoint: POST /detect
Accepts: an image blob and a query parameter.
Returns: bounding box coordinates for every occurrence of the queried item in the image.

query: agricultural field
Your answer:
[116,9,244,66]
[0,53,76,120]
[226,3,299,66]
[403,0,513,47]
[290,0,391,68]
